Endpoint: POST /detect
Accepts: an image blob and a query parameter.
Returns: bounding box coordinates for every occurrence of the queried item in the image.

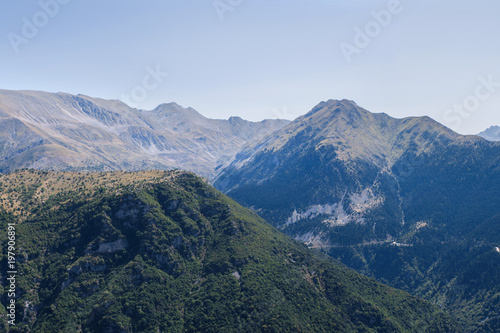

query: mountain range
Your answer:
[1,90,499,332]
[0,90,288,177]
[214,99,500,332]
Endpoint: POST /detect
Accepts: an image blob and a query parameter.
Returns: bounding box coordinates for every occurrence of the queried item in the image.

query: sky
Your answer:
[1,0,499,135]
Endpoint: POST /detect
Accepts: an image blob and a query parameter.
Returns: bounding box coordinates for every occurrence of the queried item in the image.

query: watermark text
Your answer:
[340,0,412,63]
[443,75,500,130]
[6,223,17,326]
[120,64,169,109]
[213,0,244,21]
[7,0,73,54]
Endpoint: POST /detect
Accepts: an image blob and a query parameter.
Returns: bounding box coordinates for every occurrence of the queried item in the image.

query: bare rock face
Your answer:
[0,90,289,177]
[97,239,128,253]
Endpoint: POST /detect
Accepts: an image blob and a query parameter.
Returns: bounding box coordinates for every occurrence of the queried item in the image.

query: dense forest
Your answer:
[0,170,459,332]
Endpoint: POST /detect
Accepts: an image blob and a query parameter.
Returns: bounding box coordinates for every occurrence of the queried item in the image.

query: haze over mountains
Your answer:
[0,90,289,177]
[478,125,500,141]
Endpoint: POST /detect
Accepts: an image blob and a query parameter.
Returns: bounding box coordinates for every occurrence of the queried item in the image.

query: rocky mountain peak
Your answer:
[214,99,500,333]
[0,90,289,176]
[151,102,204,119]
[478,125,500,141]
[305,99,362,119]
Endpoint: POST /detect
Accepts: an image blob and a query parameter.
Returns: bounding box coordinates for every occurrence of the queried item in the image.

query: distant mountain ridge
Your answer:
[216,99,466,191]
[0,90,289,177]
[478,125,500,141]
[215,99,500,332]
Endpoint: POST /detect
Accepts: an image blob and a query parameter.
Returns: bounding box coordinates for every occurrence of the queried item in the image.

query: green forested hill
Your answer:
[0,170,458,332]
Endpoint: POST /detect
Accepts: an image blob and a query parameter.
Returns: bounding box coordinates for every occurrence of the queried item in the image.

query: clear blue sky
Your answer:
[1,0,499,134]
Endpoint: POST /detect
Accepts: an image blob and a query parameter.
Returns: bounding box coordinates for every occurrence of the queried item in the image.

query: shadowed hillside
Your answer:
[215,100,500,332]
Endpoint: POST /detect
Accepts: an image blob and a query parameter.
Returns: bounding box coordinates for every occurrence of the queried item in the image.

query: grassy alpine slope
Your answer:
[0,170,458,332]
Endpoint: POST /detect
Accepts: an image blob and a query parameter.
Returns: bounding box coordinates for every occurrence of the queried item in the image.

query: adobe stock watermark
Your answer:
[443,75,500,130]
[339,0,412,64]
[119,65,169,109]
[272,106,295,120]
[6,222,17,326]
[7,0,72,54]
[213,0,244,22]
